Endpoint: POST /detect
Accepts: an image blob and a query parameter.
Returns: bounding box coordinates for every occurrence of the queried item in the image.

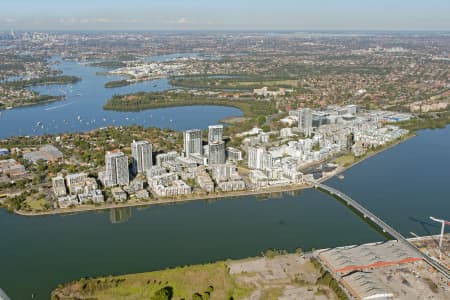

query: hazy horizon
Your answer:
[1,0,449,31]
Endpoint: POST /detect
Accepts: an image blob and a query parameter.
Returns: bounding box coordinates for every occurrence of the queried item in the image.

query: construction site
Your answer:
[316,234,449,300]
[411,234,450,272]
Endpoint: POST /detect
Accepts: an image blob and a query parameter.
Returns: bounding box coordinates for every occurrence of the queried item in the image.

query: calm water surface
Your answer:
[0,126,449,299]
[0,55,449,299]
[0,57,242,139]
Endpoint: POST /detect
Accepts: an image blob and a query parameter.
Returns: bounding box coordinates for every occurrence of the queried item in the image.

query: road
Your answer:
[314,182,450,279]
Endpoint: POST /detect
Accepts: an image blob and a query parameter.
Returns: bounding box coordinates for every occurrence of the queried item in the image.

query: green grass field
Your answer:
[334,154,356,167]
[52,262,254,300]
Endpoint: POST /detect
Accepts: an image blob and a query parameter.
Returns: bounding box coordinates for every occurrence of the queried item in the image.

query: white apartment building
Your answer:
[105,151,130,187]
[131,140,152,175]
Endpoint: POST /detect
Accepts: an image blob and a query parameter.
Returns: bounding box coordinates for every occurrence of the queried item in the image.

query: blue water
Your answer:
[0,54,449,299]
[327,126,450,237]
[0,190,381,300]
[0,127,449,299]
[0,58,242,139]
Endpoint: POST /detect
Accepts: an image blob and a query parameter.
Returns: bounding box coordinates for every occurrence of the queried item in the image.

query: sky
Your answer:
[0,0,449,31]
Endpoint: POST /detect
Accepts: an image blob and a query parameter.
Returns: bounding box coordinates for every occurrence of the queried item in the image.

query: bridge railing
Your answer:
[313,182,450,279]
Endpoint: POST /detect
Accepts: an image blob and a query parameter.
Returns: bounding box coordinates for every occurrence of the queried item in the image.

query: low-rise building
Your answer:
[211,164,236,181]
[146,166,167,179]
[217,179,246,192]
[196,167,214,193]
[66,172,88,194]
[280,128,294,138]
[0,159,27,179]
[0,148,9,156]
[52,174,67,196]
[54,173,104,205]
[156,151,179,166]
[249,170,269,188]
[135,189,150,199]
[148,173,179,188]
[226,147,243,161]
[152,179,192,197]
[78,190,104,204]
[123,178,145,194]
[111,187,127,201]
[57,195,78,208]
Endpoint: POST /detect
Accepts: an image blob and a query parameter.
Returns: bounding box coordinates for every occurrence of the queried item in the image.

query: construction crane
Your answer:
[430,216,450,260]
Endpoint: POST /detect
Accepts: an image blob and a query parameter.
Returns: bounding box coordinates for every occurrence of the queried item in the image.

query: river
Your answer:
[0,56,242,139]
[0,126,449,299]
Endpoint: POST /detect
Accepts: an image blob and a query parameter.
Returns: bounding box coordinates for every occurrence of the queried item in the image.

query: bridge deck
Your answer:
[314,182,450,279]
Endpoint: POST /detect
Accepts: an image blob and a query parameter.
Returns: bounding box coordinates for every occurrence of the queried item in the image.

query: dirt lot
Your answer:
[229,254,337,300]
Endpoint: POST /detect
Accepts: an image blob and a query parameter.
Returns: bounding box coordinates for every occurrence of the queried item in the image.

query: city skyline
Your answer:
[1,0,450,31]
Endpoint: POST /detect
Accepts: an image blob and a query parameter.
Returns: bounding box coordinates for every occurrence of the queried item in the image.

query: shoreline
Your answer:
[14,183,311,217]
[51,234,446,300]
[321,132,416,183]
[0,95,65,111]
[9,133,416,217]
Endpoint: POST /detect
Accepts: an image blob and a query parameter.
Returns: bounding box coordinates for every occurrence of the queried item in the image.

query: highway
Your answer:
[313,182,450,279]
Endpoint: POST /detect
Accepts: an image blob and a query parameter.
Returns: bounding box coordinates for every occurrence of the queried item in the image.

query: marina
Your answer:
[0,57,243,139]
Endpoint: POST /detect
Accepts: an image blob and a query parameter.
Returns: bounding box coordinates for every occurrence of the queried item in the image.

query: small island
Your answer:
[104,79,132,88]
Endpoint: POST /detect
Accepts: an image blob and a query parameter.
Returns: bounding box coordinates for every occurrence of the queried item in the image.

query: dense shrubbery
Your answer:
[396,111,450,132]
[104,91,277,117]
[2,75,81,89]
[104,79,131,88]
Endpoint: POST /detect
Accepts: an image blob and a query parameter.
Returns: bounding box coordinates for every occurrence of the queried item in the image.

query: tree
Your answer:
[151,286,173,300]
[257,115,266,126]
[192,293,203,300]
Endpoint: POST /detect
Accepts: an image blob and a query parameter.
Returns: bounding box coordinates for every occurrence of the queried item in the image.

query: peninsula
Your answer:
[0,103,426,217]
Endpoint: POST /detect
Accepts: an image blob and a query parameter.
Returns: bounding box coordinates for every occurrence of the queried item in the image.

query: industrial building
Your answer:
[317,241,430,300]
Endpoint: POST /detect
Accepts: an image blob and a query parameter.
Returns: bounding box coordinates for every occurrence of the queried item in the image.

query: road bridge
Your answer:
[313,182,450,279]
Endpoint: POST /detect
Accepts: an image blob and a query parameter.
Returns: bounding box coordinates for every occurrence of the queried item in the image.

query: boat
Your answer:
[338,174,345,180]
